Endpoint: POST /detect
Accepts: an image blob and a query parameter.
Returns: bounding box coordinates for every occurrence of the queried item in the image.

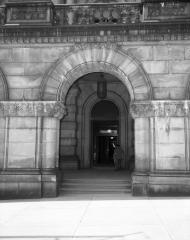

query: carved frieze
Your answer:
[5,1,53,25]
[130,101,190,118]
[0,101,66,119]
[54,4,141,25]
[143,2,190,21]
[0,1,190,27]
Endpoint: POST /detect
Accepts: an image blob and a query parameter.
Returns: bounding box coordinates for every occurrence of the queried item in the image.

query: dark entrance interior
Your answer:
[91,100,119,167]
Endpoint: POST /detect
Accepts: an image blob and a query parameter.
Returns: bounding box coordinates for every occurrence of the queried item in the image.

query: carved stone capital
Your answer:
[130,101,190,118]
[0,101,66,119]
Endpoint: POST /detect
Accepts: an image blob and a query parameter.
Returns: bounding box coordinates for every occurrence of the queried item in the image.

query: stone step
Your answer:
[60,178,131,194]
[60,189,131,194]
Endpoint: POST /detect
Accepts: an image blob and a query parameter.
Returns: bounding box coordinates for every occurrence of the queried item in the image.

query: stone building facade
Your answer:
[1,0,190,198]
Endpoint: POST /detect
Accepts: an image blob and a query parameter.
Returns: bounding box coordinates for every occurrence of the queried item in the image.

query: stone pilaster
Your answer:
[130,100,190,196]
[0,101,66,199]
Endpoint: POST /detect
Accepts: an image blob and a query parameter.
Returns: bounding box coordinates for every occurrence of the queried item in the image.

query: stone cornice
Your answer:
[130,101,190,118]
[0,101,66,119]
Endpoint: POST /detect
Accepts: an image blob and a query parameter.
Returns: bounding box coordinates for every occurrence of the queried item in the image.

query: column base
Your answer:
[132,172,190,196]
[0,169,59,199]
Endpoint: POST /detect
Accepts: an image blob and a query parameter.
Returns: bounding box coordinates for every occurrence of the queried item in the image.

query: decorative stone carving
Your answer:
[144,2,190,21]
[55,4,141,26]
[5,0,53,25]
[0,101,66,119]
[130,101,190,118]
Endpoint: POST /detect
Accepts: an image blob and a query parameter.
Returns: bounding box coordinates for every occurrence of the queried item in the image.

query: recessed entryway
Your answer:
[91,100,119,168]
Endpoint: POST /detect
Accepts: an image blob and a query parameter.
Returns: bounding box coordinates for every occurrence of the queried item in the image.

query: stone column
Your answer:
[0,101,66,199]
[130,101,190,196]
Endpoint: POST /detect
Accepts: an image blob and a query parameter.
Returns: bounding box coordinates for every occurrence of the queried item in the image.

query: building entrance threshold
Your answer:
[59,169,132,195]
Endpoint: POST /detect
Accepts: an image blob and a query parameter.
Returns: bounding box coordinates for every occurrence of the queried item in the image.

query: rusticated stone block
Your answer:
[12,47,68,63]
[153,46,169,60]
[142,61,168,74]
[148,184,190,196]
[60,146,75,155]
[126,46,153,60]
[150,74,188,88]
[135,118,149,130]
[7,75,42,88]
[24,62,51,75]
[153,87,186,100]
[60,121,76,130]
[169,46,184,60]
[9,117,37,129]
[132,174,148,196]
[153,46,184,60]
[43,118,58,129]
[61,129,75,138]
[148,174,190,196]
[42,129,57,142]
[8,142,35,168]
[9,88,40,101]
[169,60,190,73]
[1,62,24,75]
[0,182,41,199]
[0,48,12,62]
[60,138,76,146]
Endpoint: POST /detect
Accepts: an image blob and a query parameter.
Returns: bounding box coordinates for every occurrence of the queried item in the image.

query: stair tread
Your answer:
[60,170,132,194]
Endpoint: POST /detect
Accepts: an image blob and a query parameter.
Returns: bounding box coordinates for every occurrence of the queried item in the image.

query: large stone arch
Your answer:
[0,67,8,100]
[40,45,152,102]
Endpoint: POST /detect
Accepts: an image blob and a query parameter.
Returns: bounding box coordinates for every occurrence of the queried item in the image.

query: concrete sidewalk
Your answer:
[0,194,190,240]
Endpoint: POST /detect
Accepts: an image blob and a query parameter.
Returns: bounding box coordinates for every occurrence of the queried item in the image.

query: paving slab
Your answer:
[0,195,190,240]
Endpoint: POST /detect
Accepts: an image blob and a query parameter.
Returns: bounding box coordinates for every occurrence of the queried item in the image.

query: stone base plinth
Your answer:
[132,172,190,196]
[132,172,148,196]
[41,169,60,198]
[0,169,59,199]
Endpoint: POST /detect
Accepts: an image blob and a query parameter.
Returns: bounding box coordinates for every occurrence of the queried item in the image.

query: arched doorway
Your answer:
[59,72,134,170]
[40,46,152,196]
[91,100,119,168]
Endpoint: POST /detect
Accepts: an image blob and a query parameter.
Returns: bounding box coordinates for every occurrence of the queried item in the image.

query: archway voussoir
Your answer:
[82,49,93,62]
[128,70,146,88]
[41,46,152,101]
[119,58,132,73]
[110,52,125,67]
[71,52,85,66]
[46,78,61,89]
[134,85,149,94]
[105,49,115,64]
[45,85,58,95]
[93,48,103,62]
[123,62,137,76]
[43,93,57,101]
[91,48,98,62]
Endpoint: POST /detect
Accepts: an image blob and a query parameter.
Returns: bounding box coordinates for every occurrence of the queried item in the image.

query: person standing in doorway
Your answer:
[113,144,123,170]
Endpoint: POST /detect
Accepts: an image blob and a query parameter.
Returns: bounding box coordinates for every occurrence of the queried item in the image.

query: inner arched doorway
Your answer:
[59,72,134,170]
[91,100,119,167]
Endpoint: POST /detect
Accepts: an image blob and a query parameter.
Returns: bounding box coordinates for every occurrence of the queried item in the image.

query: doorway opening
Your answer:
[91,100,119,168]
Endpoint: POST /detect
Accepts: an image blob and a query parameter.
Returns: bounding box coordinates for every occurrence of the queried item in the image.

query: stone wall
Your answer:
[0,43,189,101]
[0,42,190,197]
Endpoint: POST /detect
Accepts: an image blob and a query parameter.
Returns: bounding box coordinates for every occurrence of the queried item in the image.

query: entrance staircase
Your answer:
[59,169,132,194]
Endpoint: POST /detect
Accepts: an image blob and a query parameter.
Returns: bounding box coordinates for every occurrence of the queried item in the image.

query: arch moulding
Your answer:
[0,67,8,100]
[40,45,152,102]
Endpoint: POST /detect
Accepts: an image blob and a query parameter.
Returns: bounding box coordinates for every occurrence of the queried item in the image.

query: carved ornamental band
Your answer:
[130,101,190,118]
[0,101,66,119]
